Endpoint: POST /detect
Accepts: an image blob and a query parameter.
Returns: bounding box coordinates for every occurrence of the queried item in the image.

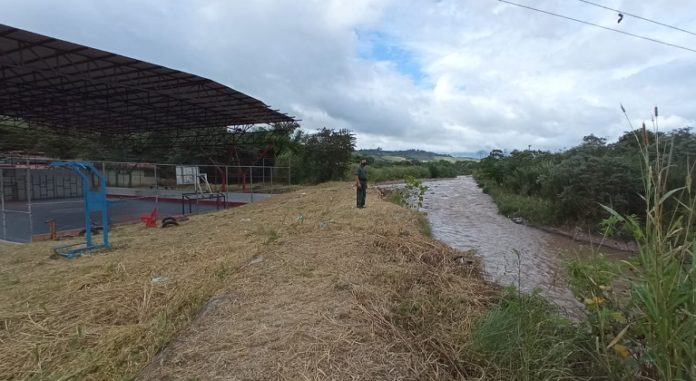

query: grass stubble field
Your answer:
[0,183,495,380]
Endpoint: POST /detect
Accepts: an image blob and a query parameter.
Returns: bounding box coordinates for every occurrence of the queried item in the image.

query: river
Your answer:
[420,176,628,315]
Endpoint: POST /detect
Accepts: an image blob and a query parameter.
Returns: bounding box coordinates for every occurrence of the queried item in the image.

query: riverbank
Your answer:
[0,183,495,380]
[473,177,638,253]
[537,226,638,253]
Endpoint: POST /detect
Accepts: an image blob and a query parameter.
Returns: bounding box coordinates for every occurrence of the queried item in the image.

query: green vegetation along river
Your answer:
[421,176,628,315]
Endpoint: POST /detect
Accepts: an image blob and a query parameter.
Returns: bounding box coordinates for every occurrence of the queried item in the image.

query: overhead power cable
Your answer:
[575,0,696,37]
[498,0,696,54]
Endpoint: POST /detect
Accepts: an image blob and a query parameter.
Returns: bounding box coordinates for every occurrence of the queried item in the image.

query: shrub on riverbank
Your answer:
[362,159,477,183]
[383,177,432,236]
[474,126,695,230]
[476,178,560,226]
[367,164,430,183]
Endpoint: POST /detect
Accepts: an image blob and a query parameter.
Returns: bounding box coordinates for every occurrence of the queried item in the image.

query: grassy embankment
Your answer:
[0,183,496,380]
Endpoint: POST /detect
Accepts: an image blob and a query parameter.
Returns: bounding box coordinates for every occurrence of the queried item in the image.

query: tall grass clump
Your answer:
[568,109,696,380]
[611,118,695,380]
[471,287,583,380]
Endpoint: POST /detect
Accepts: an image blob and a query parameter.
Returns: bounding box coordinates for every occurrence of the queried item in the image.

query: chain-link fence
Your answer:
[1,160,97,243]
[0,157,291,243]
[94,162,292,195]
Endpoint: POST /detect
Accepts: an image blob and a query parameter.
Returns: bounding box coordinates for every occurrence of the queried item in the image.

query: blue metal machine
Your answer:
[50,161,110,257]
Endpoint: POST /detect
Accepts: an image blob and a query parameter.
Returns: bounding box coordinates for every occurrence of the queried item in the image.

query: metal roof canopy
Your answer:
[0,23,294,137]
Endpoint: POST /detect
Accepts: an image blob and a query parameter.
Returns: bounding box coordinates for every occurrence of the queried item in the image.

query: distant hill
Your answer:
[357,149,477,163]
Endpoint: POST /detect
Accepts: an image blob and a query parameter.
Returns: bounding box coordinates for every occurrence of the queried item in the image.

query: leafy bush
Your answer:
[474,128,695,228]
[477,179,559,226]
[361,159,476,183]
[366,165,431,183]
[404,175,428,209]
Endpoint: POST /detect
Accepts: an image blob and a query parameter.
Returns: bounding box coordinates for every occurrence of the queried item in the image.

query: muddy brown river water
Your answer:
[420,176,628,315]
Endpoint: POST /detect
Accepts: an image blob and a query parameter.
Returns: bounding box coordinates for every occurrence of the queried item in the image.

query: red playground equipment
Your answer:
[140,208,158,228]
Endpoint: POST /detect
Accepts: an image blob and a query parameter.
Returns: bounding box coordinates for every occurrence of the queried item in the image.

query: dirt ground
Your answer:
[0,183,494,380]
[0,241,20,252]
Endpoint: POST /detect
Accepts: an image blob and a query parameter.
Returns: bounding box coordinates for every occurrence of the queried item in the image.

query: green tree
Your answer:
[291,128,356,184]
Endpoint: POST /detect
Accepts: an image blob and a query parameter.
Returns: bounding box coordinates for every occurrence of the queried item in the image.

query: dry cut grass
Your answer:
[0,183,495,380]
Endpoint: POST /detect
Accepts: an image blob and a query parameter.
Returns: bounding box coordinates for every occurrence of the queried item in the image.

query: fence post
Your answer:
[26,159,33,242]
[250,166,254,203]
[225,166,229,193]
[154,164,159,207]
[0,167,5,240]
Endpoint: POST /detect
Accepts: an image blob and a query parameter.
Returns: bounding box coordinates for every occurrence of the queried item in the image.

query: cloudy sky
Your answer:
[2,0,695,154]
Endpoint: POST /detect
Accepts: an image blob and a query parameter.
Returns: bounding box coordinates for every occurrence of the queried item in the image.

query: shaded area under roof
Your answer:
[0,23,294,136]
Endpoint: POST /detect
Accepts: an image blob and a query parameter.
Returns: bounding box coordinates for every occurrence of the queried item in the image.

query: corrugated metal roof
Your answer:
[0,23,294,136]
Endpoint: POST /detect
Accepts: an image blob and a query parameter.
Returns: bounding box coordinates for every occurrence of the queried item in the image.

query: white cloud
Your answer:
[1,0,695,153]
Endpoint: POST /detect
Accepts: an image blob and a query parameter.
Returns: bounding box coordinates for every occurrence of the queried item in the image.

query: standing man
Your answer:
[355,159,368,208]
